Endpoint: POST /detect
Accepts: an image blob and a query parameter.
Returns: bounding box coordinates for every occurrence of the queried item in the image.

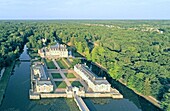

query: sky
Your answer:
[0,0,170,19]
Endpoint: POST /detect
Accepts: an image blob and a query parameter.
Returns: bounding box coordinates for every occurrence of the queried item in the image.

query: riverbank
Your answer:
[0,68,5,80]
[77,50,161,109]
[84,59,162,110]
[118,80,161,108]
[0,61,16,105]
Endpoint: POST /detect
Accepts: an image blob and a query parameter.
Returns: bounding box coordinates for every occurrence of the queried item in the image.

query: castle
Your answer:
[31,62,53,93]
[74,64,111,92]
[38,43,68,59]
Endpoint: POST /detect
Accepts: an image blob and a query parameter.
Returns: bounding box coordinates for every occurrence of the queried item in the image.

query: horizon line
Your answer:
[0,18,170,21]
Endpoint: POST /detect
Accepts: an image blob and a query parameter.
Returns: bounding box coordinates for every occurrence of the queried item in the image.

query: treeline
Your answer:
[57,22,170,110]
[0,20,169,110]
[26,21,170,110]
[0,21,33,69]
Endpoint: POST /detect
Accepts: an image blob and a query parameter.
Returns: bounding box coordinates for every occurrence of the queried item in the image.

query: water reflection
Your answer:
[82,60,161,111]
[0,45,78,111]
[0,45,161,111]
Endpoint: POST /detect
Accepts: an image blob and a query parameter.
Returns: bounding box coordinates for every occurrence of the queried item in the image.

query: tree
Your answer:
[76,42,83,53]
[108,62,121,80]
[143,78,151,96]
[161,91,170,111]
[84,47,91,60]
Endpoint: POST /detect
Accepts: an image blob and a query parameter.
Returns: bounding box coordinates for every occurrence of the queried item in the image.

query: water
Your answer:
[83,98,142,111]
[0,45,162,111]
[19,45,31,61]
[82,61,162,111]
[0,45,75,111]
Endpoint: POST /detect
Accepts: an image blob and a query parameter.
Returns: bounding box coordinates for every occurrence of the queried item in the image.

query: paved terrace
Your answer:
[52,59,71,87]
[51,59,90,111]
[46,60,89,92]
[30,58,122,111]
[47,69,89,92]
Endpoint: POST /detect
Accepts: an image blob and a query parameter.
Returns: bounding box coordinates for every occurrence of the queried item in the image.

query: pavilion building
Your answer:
[74,64,111,92]
[31,62,53,93]
[38,43,68,59]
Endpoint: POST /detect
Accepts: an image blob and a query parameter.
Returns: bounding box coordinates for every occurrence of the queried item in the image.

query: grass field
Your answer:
[64,73,76,78]
[51,73,62,79]
[63,58,71,68]
[44,59,56,69]
[56,59,68,69]
[55,81,67,88]
[71,81,83,87]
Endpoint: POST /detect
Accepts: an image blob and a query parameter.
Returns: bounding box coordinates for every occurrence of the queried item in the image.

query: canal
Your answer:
[83,61,162,111]
[0,45,78,111]
[0,45,162,111]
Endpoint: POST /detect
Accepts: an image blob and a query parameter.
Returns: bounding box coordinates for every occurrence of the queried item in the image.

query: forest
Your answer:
[0,20,169,110]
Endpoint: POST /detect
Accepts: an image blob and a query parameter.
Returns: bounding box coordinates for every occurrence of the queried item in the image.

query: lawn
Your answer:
[63,58,71,68]
[44,59,56,69]
[71,81,83,87]
[51,73,62,79]
[56,59,68,69]
[64,73,76,78]
[55,81,67,88]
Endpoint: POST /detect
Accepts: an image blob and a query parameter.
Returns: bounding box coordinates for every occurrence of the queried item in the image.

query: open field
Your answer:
[44,59,56,69]
[55,81,67,88]
[71,81,83,87]
[51,73,62,79]
[64,73,76,78]
[56,59,68,69]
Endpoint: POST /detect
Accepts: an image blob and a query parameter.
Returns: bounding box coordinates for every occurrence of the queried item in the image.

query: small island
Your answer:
[29,43,123,111]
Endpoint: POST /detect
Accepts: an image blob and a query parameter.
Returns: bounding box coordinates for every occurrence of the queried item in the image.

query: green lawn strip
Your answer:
[44,59,56,69]
[56,59,68,69]
[71,81,83,87]
[51,73,62,79]
[55,81,67,88]
[64,73,76,78]
[0,61,15,105]
[63,58,71,68]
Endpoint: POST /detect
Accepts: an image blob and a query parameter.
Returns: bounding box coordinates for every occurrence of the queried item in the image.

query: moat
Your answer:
[0,45,161,111]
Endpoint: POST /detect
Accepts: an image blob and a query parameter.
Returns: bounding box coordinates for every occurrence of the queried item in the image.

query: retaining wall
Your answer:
[40,93,67,98]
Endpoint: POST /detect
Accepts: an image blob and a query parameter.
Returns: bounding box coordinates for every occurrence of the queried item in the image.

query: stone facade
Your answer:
[74,64,111,92]
[36,81,53,93]
[38,43,68,59]
[31,62,53,93]
[66,87,85,98]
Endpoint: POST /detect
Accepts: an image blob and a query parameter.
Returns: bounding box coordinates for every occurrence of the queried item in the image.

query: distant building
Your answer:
[31,62,53,93]
[74,64,111,92]
[38,43,68,59]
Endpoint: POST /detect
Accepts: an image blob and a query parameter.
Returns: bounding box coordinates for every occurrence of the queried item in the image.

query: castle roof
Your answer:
[50,43,67,50]
[32,62,49,80]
